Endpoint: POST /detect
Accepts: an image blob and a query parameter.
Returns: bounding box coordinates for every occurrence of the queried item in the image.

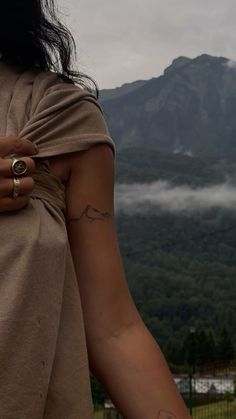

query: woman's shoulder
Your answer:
[29,68,101,117]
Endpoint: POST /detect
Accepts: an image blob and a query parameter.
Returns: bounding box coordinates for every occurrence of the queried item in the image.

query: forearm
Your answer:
[87,322,191,419]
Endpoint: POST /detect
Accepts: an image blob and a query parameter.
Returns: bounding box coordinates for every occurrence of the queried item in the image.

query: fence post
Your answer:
[188,374,193,415]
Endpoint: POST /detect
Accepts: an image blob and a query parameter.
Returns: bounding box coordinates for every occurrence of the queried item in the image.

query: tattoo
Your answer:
[157,410,178,419]
[66,204,112,224]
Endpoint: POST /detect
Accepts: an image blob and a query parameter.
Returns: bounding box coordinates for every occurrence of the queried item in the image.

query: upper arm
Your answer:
[65,144,141,342]
[66,143,115,225]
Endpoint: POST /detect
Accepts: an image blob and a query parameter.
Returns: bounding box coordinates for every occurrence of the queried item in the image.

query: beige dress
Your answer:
[0,60,115,419]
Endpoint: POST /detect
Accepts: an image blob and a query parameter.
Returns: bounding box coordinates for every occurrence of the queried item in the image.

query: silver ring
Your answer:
[11,157,27,177]
[12,178,21,199]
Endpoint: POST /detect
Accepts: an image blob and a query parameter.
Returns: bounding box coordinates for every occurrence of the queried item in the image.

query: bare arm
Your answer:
[65,144,191,419]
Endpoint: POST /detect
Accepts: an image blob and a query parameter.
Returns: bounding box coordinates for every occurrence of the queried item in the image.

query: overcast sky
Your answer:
[58,0,236,89]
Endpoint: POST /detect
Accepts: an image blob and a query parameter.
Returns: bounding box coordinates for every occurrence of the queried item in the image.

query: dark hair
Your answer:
[0,0,98,96]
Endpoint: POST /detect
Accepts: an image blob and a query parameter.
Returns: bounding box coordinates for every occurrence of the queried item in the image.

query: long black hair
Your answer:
[0,0,98,95]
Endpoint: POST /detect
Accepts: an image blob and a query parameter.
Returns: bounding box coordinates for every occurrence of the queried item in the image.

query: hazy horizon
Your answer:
[58,0,236,89]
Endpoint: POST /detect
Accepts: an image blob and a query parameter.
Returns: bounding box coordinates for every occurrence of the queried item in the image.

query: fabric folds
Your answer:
[0,60,115,418]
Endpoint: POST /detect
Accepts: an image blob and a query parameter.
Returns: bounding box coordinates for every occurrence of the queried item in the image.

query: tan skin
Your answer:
[0,136,191,419]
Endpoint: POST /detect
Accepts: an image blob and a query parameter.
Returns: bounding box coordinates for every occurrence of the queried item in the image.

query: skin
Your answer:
[64,144,191,419]
[157,410,179,419]
[0,139,191,419]
[67,204,112,224]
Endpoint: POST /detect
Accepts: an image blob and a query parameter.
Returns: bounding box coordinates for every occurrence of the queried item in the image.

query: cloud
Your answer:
[114,181,236,214]
[173,145,194,157]
[225,59,236,70]
[58,0,236,88]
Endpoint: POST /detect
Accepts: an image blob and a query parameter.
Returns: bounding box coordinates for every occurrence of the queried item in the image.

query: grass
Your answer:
[94,409,104,419]
[193,399,236,418]
[94,409,121,418]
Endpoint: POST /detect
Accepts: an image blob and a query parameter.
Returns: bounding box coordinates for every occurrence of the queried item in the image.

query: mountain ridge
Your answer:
[100,54,236,160]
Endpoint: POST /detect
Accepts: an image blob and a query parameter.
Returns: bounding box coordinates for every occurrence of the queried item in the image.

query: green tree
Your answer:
[206,329,217,363]
[90,374,107,408]
[217,327,235,362]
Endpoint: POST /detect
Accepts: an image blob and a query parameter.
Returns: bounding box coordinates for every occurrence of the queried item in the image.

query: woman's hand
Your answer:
[0,136,38,213]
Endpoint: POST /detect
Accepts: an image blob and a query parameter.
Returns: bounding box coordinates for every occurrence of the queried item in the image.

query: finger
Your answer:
[0,177,35,197]
[0,136,38,158]
[0,195,30,213]
[0,157,37,178]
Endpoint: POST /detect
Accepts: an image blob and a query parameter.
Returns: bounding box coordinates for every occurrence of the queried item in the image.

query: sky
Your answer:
[58,0,236,89]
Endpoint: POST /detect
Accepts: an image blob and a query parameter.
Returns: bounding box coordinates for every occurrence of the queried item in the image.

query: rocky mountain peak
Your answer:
[164,56,191,75]
[101,54,236,160]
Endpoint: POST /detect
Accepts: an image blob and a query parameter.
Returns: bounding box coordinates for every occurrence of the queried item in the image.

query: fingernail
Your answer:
[34,145,39,153]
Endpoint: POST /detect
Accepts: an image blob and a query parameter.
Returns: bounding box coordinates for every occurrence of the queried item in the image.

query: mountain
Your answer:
[99,79,147,101]
[97,56,236,369]
[100,54,236,160]
[114,147,236,185]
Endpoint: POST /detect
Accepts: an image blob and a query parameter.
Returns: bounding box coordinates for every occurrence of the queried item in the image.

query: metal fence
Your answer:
[98,360,236,418]
[179,375,236,418]
[184,360,236,418]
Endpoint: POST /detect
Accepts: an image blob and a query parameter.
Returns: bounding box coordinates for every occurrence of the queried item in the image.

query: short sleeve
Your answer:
[19,72,116,160]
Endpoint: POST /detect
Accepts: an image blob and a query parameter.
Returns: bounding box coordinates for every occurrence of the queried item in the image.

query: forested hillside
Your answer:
[114,148,236,368]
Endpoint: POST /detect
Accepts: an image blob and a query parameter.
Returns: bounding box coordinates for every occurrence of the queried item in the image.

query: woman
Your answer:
[0,1,191,418]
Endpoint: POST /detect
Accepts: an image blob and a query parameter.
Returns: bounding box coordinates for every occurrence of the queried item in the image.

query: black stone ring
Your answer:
[11,157,28,177]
